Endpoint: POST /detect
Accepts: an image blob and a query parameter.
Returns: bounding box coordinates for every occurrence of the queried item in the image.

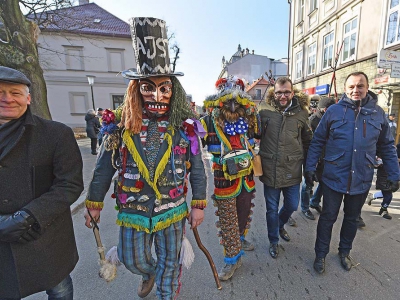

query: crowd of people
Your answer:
[1,17,400,300]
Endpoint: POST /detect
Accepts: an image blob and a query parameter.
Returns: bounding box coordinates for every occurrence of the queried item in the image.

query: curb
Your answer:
[71,195,86,215]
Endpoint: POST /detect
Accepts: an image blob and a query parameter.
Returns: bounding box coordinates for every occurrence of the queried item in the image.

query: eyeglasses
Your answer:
[274,91,292,97]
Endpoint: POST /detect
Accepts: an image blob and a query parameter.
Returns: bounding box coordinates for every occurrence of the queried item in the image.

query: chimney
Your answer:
[79,0,89,5]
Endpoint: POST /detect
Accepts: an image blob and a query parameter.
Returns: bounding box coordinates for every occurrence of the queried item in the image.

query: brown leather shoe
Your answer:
[137,275,155,298]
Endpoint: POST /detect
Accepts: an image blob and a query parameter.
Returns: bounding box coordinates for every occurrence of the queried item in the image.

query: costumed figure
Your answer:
[84,17,207,300]
[201,76,259,281]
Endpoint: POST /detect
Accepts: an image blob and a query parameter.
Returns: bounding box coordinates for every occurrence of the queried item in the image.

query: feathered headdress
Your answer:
[204,76,257,116]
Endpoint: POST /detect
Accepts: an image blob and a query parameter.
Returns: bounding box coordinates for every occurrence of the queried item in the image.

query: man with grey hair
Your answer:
[0,66,83,299]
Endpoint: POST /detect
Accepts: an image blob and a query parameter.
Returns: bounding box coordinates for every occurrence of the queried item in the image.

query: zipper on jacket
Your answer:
[263,118,270,136]
[273,115,284,188]
[363,119,366,138]
[346,171,352,194]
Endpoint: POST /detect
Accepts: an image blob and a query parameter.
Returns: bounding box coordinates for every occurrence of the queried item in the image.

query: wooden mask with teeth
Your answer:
[139,76,172,117]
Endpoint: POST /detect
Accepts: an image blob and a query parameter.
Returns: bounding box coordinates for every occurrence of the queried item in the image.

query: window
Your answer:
[309,0,318,26]
[307,43,316,75]
[255,89,261,100]
[295,50,303,79]
[386,0,400,45]
[112,95,124,109]
[310,0,318,12]
[324,0,335,14]
[64,46,84,70]
[342,18,358,62]
[322,32,334,70]
[69,92,88,114]
[106,48,125,72]
[298,0,305,23]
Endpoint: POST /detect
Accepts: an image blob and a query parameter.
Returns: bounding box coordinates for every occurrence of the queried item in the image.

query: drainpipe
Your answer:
[287,0,293,77]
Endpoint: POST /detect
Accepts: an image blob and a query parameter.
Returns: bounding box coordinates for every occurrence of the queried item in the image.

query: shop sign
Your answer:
[315,84,330,95]
[302,87,316,95]
[378,62,392,69]
[374,76,389,84]
[378,49,400,67]
[391,64,400,78]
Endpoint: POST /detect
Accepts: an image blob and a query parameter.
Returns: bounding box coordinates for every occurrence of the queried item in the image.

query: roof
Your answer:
[27,3,131,38]
[246,78,271,92]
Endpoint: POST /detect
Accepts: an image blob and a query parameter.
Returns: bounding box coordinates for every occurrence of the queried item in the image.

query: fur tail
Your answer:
[180,235,195,269]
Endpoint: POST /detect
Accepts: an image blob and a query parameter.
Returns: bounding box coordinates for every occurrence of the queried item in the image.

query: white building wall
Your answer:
[224,54,287,84]
[38,33,135,127]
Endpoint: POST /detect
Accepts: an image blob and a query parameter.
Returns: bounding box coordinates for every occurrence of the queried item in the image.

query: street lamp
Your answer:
[86,75,96,110]
[287,0,292,77]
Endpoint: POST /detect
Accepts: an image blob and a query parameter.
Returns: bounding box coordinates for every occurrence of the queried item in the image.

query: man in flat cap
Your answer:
[0,66,84,299]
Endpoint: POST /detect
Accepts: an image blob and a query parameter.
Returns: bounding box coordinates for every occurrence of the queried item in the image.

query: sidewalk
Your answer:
[71,138,99,214]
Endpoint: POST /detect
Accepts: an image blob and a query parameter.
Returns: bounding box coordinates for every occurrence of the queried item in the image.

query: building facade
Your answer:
[36,1,135,127]
[219,44,287,85]
[245,77,272,107]
[288,0,400,141]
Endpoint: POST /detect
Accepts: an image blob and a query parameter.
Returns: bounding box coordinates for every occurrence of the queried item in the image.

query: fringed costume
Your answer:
[85,17,207,300]
[201,76,259,280]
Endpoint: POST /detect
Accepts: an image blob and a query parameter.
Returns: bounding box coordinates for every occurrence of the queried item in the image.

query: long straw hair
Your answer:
[120,80,143,134]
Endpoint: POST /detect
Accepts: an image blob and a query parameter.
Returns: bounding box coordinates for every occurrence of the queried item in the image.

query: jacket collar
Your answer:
[339,90,377,108]
[23,106,36,126]
[268,96,301,116]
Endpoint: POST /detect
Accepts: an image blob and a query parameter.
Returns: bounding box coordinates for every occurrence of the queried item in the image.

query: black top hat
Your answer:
[122,17,183,80]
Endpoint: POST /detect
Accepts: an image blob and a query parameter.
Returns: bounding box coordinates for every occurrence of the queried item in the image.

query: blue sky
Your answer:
[93,0,290,105]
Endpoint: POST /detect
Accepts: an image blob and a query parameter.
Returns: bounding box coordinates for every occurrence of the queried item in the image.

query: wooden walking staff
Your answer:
[329,40,344,102]
[192,227,222,290]
[87,210,117,282]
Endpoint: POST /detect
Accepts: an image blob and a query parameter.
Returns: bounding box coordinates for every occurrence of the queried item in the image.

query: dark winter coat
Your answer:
[306,91,400,195]
[388,118,397,139]
[309,108,325,180]
[85,113,100,139]
[258,88,313,188]
[375,145,400,190]
[375,166,389,191]
[0,109,84,298]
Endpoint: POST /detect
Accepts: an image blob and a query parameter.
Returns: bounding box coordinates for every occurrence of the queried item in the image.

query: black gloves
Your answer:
[305,171,318,188]
[384,180,400,193]
[0,210,40,243]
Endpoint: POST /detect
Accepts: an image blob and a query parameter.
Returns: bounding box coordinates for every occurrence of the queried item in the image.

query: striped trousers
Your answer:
[118,219,184,300]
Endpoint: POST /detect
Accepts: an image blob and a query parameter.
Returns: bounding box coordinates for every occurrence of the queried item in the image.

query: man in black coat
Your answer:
[300,96,335,220]
[0,67,84,299]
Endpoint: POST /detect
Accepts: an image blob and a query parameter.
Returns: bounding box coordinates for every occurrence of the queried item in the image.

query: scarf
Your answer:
[0,113,26,157]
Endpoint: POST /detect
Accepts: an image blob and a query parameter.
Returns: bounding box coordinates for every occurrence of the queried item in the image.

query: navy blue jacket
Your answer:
[306,91,399,195]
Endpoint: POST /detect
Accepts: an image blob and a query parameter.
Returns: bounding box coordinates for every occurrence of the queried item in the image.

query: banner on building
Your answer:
[315,84,330,95]
[302,87,316,95]
[374,76,389,84]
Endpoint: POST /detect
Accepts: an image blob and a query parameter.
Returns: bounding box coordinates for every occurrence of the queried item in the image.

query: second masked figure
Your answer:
[201,76,259,281]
